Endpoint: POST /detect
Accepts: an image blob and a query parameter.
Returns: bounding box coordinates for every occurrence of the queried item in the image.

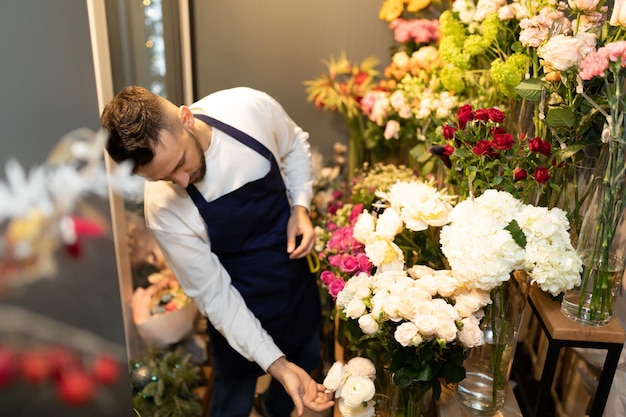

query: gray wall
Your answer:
[0,1,101,170]
[191,0,394,157]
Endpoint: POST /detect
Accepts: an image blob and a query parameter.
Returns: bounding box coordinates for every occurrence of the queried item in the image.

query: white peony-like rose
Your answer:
[375,208,404,239]
[353,211,376,244]
[345,357,377,380]
[323,361,347,393]
[364,236,404,268]
[341,375,377,408]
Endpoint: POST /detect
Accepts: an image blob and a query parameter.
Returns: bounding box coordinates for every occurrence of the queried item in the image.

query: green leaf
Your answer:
[514,79,544,101]
[545,108,576,128]
[505,219,527,248]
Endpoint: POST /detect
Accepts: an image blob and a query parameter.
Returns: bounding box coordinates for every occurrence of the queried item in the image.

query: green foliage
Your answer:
[132,348,202,417]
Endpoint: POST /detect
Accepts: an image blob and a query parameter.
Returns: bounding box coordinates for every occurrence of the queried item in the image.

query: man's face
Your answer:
[134,126,206,188]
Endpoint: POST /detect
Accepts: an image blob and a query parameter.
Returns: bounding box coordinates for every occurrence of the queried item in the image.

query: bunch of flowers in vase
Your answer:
[560,37,626,325]
[304,53,380,175]
[332,175,581,416]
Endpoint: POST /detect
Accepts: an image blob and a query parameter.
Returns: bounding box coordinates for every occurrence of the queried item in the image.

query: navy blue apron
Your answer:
[186,114,321,379]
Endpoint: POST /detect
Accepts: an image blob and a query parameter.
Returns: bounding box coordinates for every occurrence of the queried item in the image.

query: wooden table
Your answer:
[527,286,626,417]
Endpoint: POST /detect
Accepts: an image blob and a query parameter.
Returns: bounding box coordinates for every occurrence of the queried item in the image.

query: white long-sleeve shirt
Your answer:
[143,87,314,371]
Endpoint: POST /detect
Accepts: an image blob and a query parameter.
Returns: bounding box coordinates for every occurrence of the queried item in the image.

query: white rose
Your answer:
[537,34,585,71]
[435,319,460,343]
[323,361,347,393]
[395,321,421,347]
[346,357,377,380]
[414,314,438,337]
[611,0,626,26]
[458,315,485,348]
[383,120,401,140]
[358,314,380,335]
[341,375,376,408]
[346,298,367,319]
[568,0,600,11]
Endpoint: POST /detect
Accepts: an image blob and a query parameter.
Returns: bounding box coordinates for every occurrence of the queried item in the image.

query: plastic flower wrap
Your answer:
[131,268,198,348]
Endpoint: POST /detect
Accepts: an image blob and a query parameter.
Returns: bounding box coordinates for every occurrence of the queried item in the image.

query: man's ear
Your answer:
[179,105,195,127]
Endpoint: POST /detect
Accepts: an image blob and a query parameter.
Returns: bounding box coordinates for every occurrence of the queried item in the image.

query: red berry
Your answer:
[20,349,51,385]
[57,367,95,406]
[0,346,17,386]
[91,354,120,385]
[48,346,79,381]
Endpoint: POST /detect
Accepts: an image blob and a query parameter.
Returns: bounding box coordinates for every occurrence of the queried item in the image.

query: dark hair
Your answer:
[101,86,180,170]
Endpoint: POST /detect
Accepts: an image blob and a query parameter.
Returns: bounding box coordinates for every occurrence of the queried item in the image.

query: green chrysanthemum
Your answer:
[441,65,466,94]
[490,52,528,98]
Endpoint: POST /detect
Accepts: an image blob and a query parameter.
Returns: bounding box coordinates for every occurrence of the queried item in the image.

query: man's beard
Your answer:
[187,127,207,184]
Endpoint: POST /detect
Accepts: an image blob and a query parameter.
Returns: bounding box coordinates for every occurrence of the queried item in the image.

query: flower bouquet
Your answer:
[327,175,581,415]
[131,268,198,348]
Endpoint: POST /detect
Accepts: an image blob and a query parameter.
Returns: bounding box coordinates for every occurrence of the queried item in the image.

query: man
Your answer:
[101,86,333,417]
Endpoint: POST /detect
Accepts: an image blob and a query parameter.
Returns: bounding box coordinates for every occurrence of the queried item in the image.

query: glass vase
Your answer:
[561,143,626,326]
[379,370,434,417]
[454,271,529,416]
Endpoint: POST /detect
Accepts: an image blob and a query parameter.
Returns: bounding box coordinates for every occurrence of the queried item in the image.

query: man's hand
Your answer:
[286,206,315,259]
[267,357,334,416]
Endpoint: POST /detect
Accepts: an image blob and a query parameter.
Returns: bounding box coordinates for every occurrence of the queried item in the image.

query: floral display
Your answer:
[0,128,142,288]
[431,103,558,203]
[315,163,420,300]
[131,263,198,349]
[323,357,378,417]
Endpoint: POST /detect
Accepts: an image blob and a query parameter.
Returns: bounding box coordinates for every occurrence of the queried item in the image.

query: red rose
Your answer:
[533,166,551,184]
[457,104,474,129]
[443,125,457,139]
[487,108,506,123]
[473,108,491,121]
[528,137,552,156]
[513,168,527,181]
[443,144,454,155]
[472,140,493,156]
[492,133,513,150]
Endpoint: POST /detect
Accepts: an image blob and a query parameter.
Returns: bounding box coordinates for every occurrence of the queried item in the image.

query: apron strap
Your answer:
[193,113,273,160]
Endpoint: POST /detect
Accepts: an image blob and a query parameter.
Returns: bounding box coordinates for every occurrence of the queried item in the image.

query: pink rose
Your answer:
[340,255,360,274]
[320,270,336,286]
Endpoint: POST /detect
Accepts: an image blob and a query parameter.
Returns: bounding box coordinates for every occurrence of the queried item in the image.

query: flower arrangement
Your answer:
[323,357,378,417]
[431,103,558,204]
[131,265,198,348]
[330,178,581,411]
[304,53,380,174]
[0,128,141,288]
[315,163,420,300]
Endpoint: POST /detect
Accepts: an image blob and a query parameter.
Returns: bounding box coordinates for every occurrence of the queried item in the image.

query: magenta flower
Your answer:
[339,255,360,274]
[320,270,336,286]
[328,279,346,299]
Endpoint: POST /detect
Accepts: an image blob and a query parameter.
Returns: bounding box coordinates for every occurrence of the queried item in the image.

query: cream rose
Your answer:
[341,375,377,408]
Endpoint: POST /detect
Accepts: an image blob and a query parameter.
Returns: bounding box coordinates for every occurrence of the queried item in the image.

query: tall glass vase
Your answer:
[561,142,626,326]
[379,369,434,417]
[454,271,529,416]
